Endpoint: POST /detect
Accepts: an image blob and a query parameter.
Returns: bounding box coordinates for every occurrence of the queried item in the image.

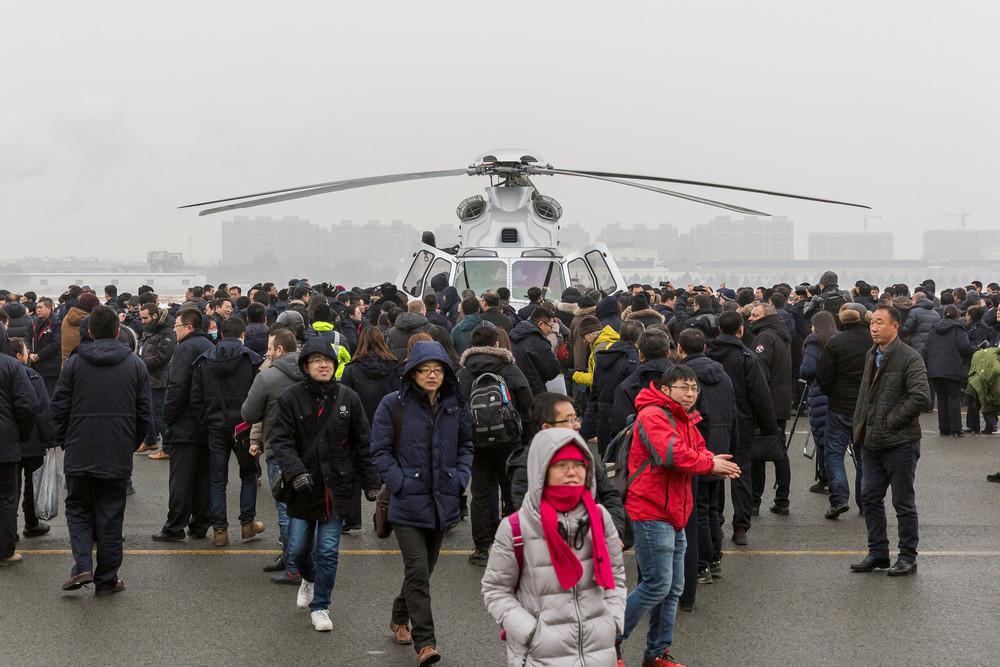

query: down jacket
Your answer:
[924,318,975,382]
[0,355,35,463]
[162,330,215,446]
[139,309,176,389]
[240,351,302,457]
[682,352,737,457]
[901,295,940,353]
[60,306,89,366]
[456,346,534,428]
[2,302,33,339]
[340,355,400,425]
[190,338,262,437]
[705,334,777,445]
[482,428,626,667]
[370,341,474,529]
[750,313,793,420]
[31,314,62,380]
[852,336,930,450]
[20,366,56,458]
[509,320,562,397]
[799,334,830,448]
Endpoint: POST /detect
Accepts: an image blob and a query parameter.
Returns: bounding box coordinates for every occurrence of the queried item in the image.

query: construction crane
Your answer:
[944,207,970,230]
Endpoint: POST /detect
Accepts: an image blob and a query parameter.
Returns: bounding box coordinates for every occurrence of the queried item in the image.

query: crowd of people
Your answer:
[0,270,997,665]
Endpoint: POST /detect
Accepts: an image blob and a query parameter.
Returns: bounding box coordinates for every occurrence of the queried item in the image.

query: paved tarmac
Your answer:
[3,413,1000,666]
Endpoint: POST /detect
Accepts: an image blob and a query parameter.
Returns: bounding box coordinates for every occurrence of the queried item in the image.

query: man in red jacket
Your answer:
[616,366,741,667]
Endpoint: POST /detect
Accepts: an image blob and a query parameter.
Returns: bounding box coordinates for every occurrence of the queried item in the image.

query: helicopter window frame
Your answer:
[402,250,434,297]
[585,250,617,293]
[566,258,596,291]
[426,258,453,294]
[511,260,566,301]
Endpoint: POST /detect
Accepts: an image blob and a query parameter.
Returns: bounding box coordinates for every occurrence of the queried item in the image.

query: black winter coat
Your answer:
[507,442,627,541]
[270,378,379,522]
[139,312,176,389]
[750,314,793,420]
[593,340,640,407]
[3,302,33,339]
[608,356,674,437]
[456,346,534,426]
[21,367,56,458]
[386,313,432,360]
[967,321,999,349]
[815,321,874,416]
[190,338,261,437]
[340,355,400,425]
[51,339,152,478]
[705,334,777,444]
[244,322,269,358]
[509,320,562,397]
[370,342,474,530]
[902,295,940,354]
[0,355,35,463]
[799,335,830,448]
[682,352,737,457]
[853,337,930,450]
[163,331,215,445]
[481,308,514,332]
[924,318,975,382]
[31,315,62,379]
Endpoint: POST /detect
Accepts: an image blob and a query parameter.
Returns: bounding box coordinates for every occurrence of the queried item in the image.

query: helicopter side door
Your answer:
[397,244,457,298]
[561,242,627,295]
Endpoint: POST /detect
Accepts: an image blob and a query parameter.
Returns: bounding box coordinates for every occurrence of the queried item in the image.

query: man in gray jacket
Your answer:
[241,327,302,582]
[850,305,929,577]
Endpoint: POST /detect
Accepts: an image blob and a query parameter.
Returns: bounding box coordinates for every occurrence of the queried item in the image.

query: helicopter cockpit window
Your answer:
[402,250,433,297]
[427,258,452,294]
[454,260,508,294]
[566,258,595,291]
[586,250,617,292]
[511,261,565,301]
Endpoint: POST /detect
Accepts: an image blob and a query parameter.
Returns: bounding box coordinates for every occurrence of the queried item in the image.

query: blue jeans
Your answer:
[264,457,296,575]
[208,432,257,530]
[287,516,343,612]
[619,519,687,660]
[825,411,857,507]
[861,441,920,562]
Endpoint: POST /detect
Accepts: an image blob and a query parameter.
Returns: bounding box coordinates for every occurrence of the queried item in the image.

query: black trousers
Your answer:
[392,524,444,652]
[65,474,128,591]
[470,446,513,551]
[18,455,44,529]
[0,463,18,559]
[161,443,211,537]
[679,476,699,607]
[861,441,920,561]
[751,420,791,509]
[697,478,724,568]
[730,442,754,531]
[932,378,964,434]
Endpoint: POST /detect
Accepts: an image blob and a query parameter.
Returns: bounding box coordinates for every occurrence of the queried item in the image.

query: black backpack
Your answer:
[822,293,848,317]
[604,405,676,500]
[469,372,522,449]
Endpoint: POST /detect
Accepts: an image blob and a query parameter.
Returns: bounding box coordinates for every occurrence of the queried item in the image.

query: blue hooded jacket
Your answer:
[370,341,473,529]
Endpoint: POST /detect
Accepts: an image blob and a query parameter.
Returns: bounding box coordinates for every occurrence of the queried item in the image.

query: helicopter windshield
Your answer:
[454,260,508,294]
[511,261,565,301]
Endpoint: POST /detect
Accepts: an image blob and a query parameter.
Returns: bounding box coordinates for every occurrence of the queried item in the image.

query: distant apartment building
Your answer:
[558,223,591,250]
[597,222,680,264]
[809,232,894,262]
[922,229,1000,261]
[677,216,793,264]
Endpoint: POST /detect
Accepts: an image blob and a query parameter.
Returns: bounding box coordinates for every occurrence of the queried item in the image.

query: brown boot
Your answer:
[416,646,440,666]
[136,443,158,453]
[214,529,228,548]
[241,520,264,540]
[390,622,413,645]
[148,450,170,460]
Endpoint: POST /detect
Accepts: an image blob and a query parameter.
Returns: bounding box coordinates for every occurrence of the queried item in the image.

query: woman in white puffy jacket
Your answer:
[482,428,626,666]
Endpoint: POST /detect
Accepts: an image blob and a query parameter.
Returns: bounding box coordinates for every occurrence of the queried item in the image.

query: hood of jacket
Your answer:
[76,337,133,366]
[1,301,27,319]
[594,325,619,350]
[199,338,259,377]
[275,310,305,339]
[913,295,934,310]
[931,318,966,335]
[751,314,791,343]
[144,308,174,336]
[271,350,303,382]
[401,340,459,388]
[595,339,636,372]
[454,312,483,332]
[625,308,665,324]
[557,302,579,316]
[64,306,88,327]
[394,312,429,333]
[892,296,914,312]
[459,345,516,373]
[430,272,449,292]
[509,319,546,343]
[681,352,726,386]
[634,383,701,424]
[522,428,596,517]
[297,336,341,373]
[311,320,337,332]
[595,295,620,321]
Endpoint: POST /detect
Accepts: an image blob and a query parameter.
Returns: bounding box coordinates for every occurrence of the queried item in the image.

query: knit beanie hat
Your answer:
[631,292,650,312]
[820,271,838,287]
[560,287,581,304]
[578,315,602,336]
[78,292,101,312]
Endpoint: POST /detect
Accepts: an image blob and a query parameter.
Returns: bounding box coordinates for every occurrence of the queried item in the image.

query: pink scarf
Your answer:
[540,484,615,590]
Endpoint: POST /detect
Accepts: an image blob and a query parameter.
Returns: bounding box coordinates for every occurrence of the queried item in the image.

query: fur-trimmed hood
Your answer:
[557,302,579,316]
[572,306,597,319]
[459,345,516,367]
[624,307,665,323]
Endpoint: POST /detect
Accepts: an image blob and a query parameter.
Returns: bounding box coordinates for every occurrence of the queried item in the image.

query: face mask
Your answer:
[209,331,218,340]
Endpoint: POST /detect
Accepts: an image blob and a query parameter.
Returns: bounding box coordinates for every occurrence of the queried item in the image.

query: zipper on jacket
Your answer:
[573,585,586,665]
[521,611,540,667]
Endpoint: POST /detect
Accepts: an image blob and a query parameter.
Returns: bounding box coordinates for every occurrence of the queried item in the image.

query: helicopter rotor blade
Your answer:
[183,169,467,215]
[562,169,870,210]
[535,167,772,216]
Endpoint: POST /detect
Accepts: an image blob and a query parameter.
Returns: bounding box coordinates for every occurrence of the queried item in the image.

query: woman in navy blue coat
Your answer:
[800,311,837,494]
[925,305,976,436]
[370,341,473,662]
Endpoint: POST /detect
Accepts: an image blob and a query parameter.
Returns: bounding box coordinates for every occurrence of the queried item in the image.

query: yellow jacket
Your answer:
[572,326,619,387]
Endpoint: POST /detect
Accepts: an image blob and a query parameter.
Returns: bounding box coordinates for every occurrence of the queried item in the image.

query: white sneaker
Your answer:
[311,609,333,632]
[296,580,314,609]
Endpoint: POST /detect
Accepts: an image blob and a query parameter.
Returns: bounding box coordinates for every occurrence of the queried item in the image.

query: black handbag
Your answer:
[373,400,404,539]
[751,434,785,462]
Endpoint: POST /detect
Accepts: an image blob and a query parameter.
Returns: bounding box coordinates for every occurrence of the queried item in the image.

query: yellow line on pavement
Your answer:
[14,549,1000,556]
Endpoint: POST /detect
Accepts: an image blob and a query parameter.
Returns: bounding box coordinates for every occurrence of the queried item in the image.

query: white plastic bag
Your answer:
[33,450,62,521]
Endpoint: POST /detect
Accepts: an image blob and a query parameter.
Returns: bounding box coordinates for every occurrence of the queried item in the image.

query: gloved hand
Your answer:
[364,488,379,502]
[292,473,313,495]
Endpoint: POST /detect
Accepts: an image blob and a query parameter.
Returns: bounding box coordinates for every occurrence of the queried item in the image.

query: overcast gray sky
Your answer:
[2,1,996,263]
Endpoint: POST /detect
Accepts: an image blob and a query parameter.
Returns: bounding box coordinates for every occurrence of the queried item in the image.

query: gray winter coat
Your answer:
[901,295,940,354]
[240,351,302,458]
[386,312,431,361]
[481,428,626,667]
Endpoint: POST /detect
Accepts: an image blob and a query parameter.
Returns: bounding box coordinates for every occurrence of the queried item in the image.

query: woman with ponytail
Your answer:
[481,428,625,666]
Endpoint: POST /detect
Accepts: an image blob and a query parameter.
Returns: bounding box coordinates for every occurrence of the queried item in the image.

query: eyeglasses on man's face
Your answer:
[670,384,700,394]
[548,416,581,426]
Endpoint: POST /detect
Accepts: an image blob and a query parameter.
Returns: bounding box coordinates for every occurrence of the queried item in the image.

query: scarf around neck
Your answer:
[540,484,615,591]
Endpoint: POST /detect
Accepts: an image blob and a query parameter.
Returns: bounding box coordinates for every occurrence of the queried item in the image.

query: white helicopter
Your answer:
[182,149,868,304]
